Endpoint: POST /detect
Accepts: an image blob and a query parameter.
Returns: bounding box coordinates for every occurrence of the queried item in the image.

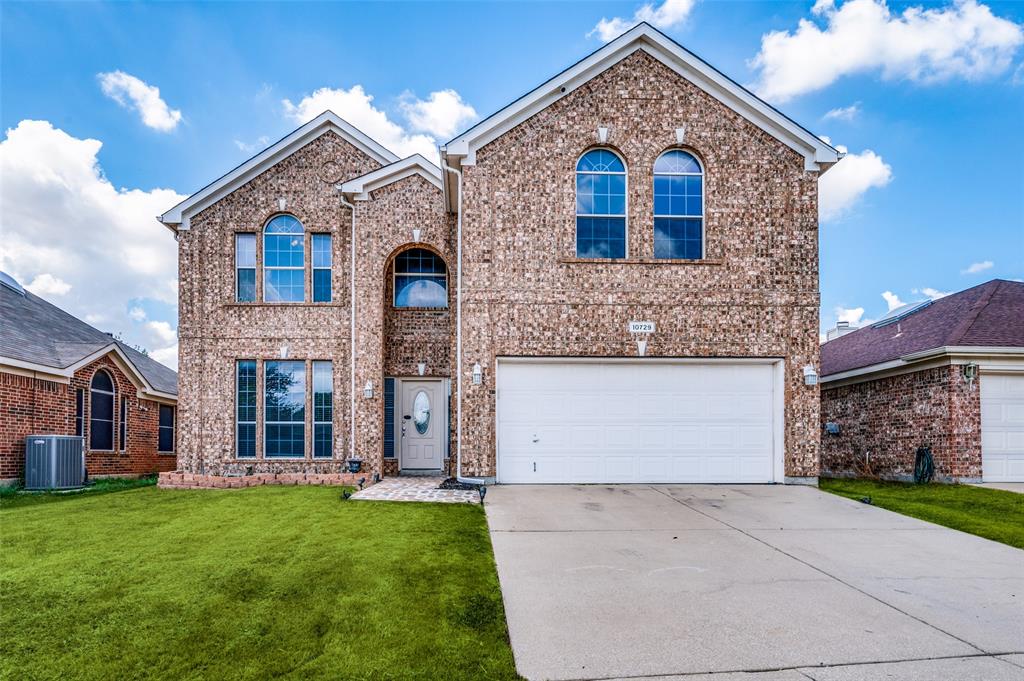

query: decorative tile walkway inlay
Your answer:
[350,477,479,504]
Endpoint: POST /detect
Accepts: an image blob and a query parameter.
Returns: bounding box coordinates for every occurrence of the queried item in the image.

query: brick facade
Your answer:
[820,365,982,481]
[0,356,177,484]
[174,49,822,482]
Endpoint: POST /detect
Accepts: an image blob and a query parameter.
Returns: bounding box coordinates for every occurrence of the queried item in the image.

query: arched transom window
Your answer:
[653,150,703,259]
[576,149,626,259]
[394,248,448,308]
[263,215,305,302]
[89,369,115,451]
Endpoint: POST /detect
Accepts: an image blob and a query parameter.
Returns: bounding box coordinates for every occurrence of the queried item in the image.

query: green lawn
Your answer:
[821,478,1024,549]
[0,486,519,680]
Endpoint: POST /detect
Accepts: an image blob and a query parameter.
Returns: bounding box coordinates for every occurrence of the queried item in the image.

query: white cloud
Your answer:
[97,71,182,132]
[835,306,866,325]
[751,0,1024,102]
[915,286,952,300]
[400,89,478,141]
[589,0,697,42]
[128,306,147,321]
[881,290,905,311]
[0,120,183,369]
[819,147,893,220]
[25,273,72,297]
[145,319,177,346]
[823,102,861,121]
[233,136,270,154]
[282,85,439,160]
[150,342,178,367]
[961,260,994,274]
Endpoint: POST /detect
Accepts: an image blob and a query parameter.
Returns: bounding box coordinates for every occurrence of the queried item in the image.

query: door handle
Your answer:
[532,435,539,443]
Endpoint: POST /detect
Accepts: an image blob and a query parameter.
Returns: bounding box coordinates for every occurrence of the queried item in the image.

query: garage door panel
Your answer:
[981,374,1024,483]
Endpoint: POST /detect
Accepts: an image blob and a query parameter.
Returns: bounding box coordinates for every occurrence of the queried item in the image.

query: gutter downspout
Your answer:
[337,189,358,464]
[442,158,485,485]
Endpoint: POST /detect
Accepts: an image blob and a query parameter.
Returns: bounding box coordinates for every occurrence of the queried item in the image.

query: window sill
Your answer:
[158,451,176,456]
[559,257,723,266]
[391,306,449,312]
[226,302,339,307]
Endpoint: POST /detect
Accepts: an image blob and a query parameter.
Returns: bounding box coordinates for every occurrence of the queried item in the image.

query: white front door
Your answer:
[981,373,1024,482]
[496,359,779,484]
[399,379,445,471]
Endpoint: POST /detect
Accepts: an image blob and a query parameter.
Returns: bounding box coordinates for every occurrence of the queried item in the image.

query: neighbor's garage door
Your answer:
[496,360,778,484]
[981,373,1024,482]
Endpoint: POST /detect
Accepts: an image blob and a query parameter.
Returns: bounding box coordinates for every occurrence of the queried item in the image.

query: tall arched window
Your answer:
[89,370,115,451]
[576,149,626,259]
[263,215,305,302]
[393,248,448,308]
[653,150,703,259]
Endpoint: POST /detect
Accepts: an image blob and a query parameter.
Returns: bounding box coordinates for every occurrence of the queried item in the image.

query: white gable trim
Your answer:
[339,154,442,200]
[443,23,839,173]
[158,111,399,231]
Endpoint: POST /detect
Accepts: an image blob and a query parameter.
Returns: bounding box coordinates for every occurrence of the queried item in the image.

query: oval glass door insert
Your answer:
[413,390,430,434]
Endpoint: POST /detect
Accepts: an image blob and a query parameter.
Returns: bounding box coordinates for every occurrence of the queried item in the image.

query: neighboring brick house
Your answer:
[0,273,179,484]
[820,280,1024,483]
[157,24,840,488]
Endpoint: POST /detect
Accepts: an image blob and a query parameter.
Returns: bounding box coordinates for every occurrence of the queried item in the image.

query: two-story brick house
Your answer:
[158,24,839,488]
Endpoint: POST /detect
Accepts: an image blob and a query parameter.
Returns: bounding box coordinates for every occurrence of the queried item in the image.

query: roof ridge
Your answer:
[946,279,1001,346]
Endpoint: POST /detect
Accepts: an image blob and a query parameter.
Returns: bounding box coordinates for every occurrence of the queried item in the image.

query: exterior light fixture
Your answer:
[472,362,482,385]
[675,125,687,144]
[363,381,374,398]
[279,344,290,359]
[278,197,287,211]
[961,363,978,386]
[597,126,609,143]
[412,228,422,242]
[803,364,818,386]
[417,362,426,376]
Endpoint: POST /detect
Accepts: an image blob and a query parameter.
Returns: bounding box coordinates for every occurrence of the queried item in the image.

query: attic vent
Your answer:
[0,271,25,296]
[872,300,932,328]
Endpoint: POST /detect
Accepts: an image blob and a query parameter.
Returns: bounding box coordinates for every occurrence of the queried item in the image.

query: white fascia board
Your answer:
[1,346,177,400]
[339,154,442,200]
[900,346,1024,362]
[445,23,839,172]
[159,111,399,230]
[0,357,72,382]
[820,346,1024,385]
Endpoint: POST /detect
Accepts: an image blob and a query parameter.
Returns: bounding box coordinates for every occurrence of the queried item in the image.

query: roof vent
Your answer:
[872,300,932,328]
[0,271,26,296]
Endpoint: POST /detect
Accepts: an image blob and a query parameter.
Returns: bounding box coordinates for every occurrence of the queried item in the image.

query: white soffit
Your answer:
[159,111,400,231]
[443,23,840,173]
[339,154,443,200]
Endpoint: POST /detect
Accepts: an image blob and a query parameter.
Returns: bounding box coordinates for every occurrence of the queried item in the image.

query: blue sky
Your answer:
[2,0,1022,367]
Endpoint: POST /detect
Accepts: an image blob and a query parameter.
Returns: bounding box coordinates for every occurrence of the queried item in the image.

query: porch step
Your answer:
[398,469,445,478]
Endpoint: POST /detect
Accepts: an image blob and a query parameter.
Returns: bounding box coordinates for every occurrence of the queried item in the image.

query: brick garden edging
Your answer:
[158,471,369,489]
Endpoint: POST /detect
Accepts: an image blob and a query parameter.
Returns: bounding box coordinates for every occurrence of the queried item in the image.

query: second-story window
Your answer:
[235,233,256,302]
[653,150,704,259]
[312,234,332,303]
[263,215,305,302]
[576,149,626,259]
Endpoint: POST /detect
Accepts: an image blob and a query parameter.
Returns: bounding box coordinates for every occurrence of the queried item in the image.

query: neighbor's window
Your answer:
[119,396,128,450]
[158,405,175,453]
[236,233,256,302]
[313,361,333,458]
[236,360,257,458]
[653,150,703,259]
[312,234,332,303]
[89,370,115,450]
[74,389,84,437]
[576,149,626,259]
[263,215,305,302]
[393,248,448,308]
[264,360,305,458]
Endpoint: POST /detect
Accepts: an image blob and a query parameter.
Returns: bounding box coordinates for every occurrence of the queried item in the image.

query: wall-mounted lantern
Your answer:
[803,364,818,386]
[472,362,482,385]
[363,381,374,398]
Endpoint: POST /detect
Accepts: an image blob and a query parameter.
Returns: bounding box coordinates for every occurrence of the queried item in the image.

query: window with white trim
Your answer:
[576,149,626,258]
[311,234,332,303]
[313,361,332,458]
[237,360,257,458]
[236,233,256,302]
[263,215,304,302]
[264,360,305,458]
[653,150,703,259]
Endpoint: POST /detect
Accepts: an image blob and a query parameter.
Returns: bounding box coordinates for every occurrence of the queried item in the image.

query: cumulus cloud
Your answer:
[399,89,478,141]
[961,260,994,274]
[915,286,952,299]
[233,136,270,154]
[589,0,697,42]
[0,120,183,369]
[97,71,183,132]
[819,146,893,220]
[835,306,867,325]
[881,290,905,311]
[823,103,861,121]
[751,0,1024,102]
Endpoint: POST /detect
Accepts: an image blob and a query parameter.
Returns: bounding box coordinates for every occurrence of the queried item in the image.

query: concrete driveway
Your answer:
[485,485,1024,681]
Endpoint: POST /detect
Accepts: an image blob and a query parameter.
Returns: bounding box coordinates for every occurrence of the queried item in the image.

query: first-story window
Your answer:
[90,370,115,451]
[264,360,305,458]
[236,233,257,302]
[158,405,175,453]
[74,389,84,437]
[313,361,333,458]
[312,234,332,303]
[237,360,257,458]
[119,397,128,451]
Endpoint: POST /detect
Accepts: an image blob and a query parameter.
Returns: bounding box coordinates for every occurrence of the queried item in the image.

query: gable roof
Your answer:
[442,23,840,178]
[821,279,1024,379]
[158,111,400,232]
[339,154,442,200]
[0,274,177,398]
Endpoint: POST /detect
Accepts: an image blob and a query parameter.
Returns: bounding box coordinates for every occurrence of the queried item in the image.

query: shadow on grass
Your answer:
[0,474,158,509]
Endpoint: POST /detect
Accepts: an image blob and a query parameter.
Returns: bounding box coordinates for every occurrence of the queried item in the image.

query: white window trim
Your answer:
[653,149,705,259]
[235,233,257,302]
[311,234,333,303]
[262,216,306,303]
[312,360,334,459]
[575,148,629,259]
[392,249,449,309]
[236,360,258,459]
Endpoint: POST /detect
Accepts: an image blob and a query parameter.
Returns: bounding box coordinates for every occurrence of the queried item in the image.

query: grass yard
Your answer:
[821,478,1024,549]
[0,485,519,680]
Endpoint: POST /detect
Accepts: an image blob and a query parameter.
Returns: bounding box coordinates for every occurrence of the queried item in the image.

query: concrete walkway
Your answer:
[349,476,479,503]
[486,485,1024,681]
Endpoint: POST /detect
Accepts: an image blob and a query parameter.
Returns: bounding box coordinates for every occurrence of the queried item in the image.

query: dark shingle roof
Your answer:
[821,279,1024,377]
[0,276,177,395]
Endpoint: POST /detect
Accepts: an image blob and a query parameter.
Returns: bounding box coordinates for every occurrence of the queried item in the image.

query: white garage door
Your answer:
[496,360,779,484]
[981,374,1024,482]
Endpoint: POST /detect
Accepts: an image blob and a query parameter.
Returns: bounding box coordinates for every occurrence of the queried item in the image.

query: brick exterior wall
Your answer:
[175,49,822,481]
[0,357,177,484]
[820,365,982,481]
